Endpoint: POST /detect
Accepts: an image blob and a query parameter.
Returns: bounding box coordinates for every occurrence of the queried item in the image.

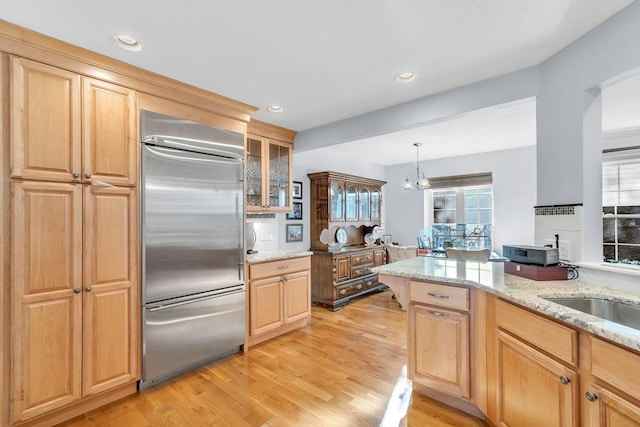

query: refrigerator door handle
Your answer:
[144,137,244,162]
[149,288,244,312]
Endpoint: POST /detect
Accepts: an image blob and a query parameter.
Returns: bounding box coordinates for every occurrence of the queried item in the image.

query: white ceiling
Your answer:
[1,0,638,166]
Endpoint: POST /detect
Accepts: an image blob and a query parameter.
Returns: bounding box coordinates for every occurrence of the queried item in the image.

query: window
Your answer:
[602,148,640,264]
[432,187,493,224]
[428,173,493,250]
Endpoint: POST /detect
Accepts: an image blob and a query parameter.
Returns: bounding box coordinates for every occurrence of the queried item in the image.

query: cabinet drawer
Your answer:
[589,336,640,399]
[363,276,379,289]
[351,252,373,266]
[351,266,364,278]
[496,299,578,366]
[250,256,310,280]
[335,280,363,299]
[409,281,469,311]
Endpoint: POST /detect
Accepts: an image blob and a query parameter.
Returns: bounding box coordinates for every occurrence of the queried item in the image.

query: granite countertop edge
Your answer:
[247,250,313,264]
[372,258,640,352]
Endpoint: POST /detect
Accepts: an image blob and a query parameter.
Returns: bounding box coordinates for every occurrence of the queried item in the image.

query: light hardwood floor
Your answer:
[60,290,488,427]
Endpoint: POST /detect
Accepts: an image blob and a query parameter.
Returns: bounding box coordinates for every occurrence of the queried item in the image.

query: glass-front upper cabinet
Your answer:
[246,136,263,209]
[330,180,345,221]
[358,187,370,220]
[345,184,358,221]
[371,188,381,221]
[268,141,290,209]
[246,121,295,213]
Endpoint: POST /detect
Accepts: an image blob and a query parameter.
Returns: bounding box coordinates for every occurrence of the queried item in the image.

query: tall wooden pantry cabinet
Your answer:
[0,21,256,426]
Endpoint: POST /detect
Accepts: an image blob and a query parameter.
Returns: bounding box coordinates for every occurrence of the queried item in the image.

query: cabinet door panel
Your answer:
[584,384,640,427]
[267,140,290,210]
[11,182,83,422]
[284,271,310,323]
[250,277,283,335]
[246,136,263,209]
[14,296,82,421]
[330,180,345,221]
[13,182,83,295]
[411,304,470,398]
[335,256,350,282]
[371,188,381,221]
[11,56,81,182]
[358,187,370,220]
[345,184,358,221]
[83,186,139,395]
[496,330,578,427]
[82,78,137,186]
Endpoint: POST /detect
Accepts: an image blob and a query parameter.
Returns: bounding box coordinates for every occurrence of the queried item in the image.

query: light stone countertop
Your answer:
[246,250,313,264]
[372,256,640,352]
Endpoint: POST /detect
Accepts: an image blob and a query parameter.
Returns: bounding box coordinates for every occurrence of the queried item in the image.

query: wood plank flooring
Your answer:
[60,290,488,427]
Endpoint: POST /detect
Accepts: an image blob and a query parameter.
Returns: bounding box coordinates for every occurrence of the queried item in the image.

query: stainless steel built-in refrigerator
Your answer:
[139,110,245,389]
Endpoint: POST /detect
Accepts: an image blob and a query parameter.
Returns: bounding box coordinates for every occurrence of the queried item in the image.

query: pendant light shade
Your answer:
[402,143,431,190]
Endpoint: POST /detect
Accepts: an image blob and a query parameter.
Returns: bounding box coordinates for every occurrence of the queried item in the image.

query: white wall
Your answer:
[385,146,537,253]
[278,150,386,250]
[536,0,640,261]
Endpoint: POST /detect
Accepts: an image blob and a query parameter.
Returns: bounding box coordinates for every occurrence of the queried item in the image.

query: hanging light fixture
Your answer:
[402,142,431,190]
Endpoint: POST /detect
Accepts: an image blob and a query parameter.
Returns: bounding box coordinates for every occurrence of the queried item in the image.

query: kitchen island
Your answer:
[372,257,640,426]
[373,257,639,350]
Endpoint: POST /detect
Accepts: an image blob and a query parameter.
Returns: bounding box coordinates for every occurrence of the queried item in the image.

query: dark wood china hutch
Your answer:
[307,171,387,310]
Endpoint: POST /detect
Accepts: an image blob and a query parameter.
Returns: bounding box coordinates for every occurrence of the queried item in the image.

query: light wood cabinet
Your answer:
[249,276,284,336]
[493,299,579,427]
[247,256,311,347]
[2,20,256,427]
[410,304,470,398]
[10,182,138,423]
[583,383,640,427]
[246,120,295,213]
[10,56,137,186]
[495,330,578,427]
[82,77,137,186]
[581,336,640,427]
[408,281,471,400]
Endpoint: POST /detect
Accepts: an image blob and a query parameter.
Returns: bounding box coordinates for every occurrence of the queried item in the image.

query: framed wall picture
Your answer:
[292,181,303,199]
[286,224,303,242]
[287,202,303,220]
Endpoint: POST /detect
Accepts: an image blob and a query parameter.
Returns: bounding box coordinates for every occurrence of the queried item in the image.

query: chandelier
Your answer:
[402,143,431,190]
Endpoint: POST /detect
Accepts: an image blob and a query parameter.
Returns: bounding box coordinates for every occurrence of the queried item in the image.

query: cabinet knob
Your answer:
[277,265,289,270]
[85,172,92,179]
[72,172,80,179]
[339,289,347,295]
[559,376,571,385]
[585,391,598,402]
[355,284,362,290]
[85,286,92,292]
[74,288,81,294]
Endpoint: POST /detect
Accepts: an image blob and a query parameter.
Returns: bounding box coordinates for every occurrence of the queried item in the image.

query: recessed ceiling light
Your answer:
[113,35,142,52]
[395,72,416,83]
[266,105,284,113]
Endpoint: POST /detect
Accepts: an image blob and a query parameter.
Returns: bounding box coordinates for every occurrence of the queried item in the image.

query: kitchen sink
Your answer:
[543,297,640,330]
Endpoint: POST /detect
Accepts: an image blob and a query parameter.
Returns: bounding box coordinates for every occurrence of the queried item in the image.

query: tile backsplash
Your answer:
[247,216,279,252]
[534,205,583,262]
